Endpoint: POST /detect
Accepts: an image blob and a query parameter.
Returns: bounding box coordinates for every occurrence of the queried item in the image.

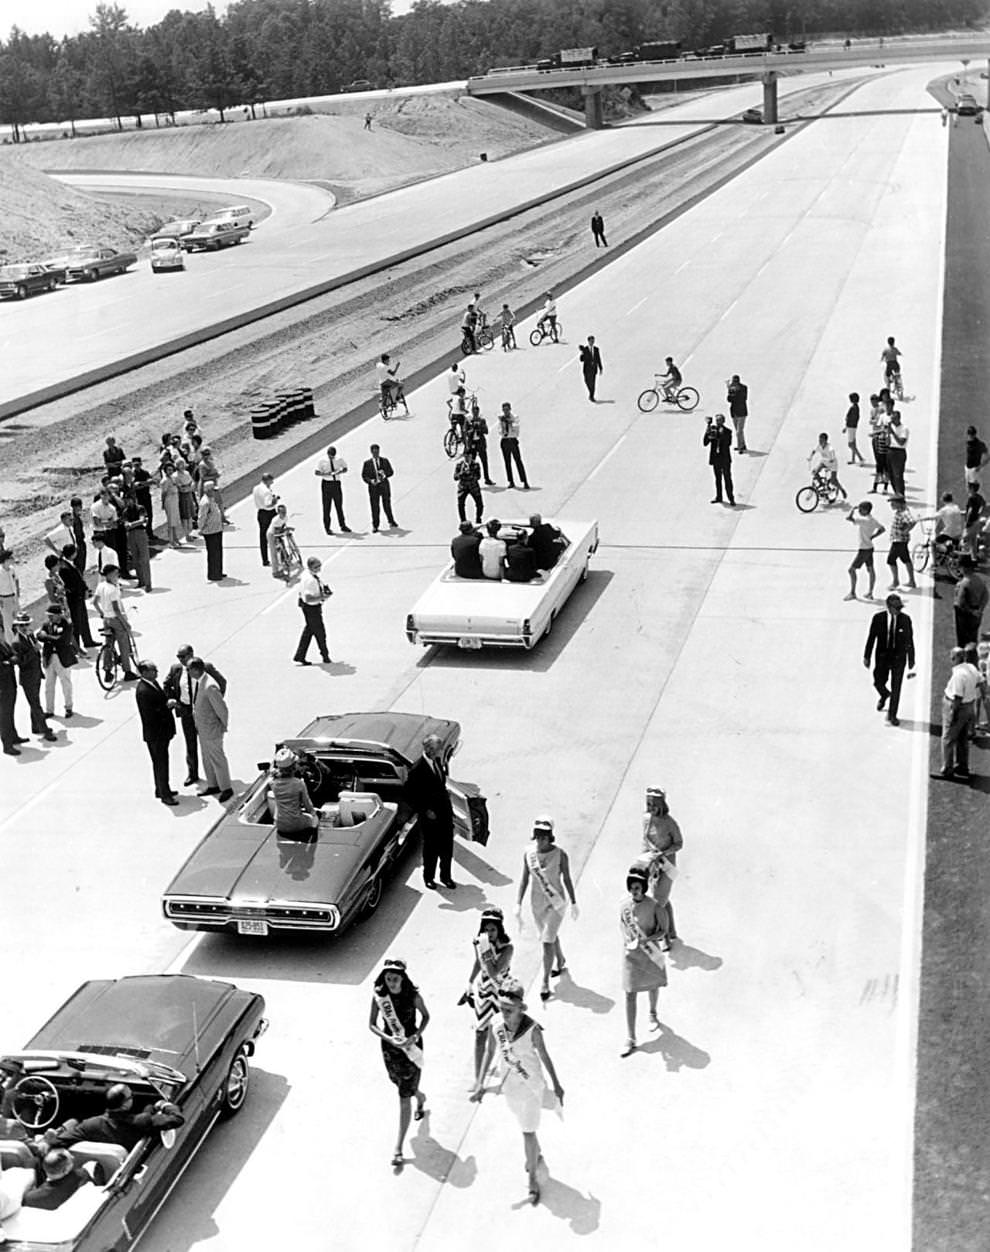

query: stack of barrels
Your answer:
[251,386,316,439]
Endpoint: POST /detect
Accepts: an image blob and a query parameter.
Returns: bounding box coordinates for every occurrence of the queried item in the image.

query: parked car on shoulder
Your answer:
[0,974,266,1251]
[183,221,251,252]
[149,236,186,272]
[64,246,138,282]
[161,712,471,937]
[202,204,255,231]
[407,517,599,650]
[0,262,62,299]
[153,218,201,245]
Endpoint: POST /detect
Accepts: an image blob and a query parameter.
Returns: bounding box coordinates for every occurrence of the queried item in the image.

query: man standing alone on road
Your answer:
[726,375,749,454]
[704,415,735,506]
[933,647,980,781]
[135,660,177,806]
[362,445,398,532]
[252,473,278,566]
[406,734,457,890]
[197,483,225,582]
[863,592,915,726]
[579,336,603,401]
[315,447,351,535]
[953,555,988,647]
[293,557,333,666]
[188,657,233,802]
[498,403,529,490]
[590,210,607,247]
[844,501,885,601]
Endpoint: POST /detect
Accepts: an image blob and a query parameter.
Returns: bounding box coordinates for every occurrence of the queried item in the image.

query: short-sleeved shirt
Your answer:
[315,456,347,480]
[479,537,506,579]
[853,516,884,549]
[936,503,964,538]
[447,371,465,395]
[889,423,909,448]
[375,361,396,385]
[944,664,981,702]
[810,445,837,472]
[93,580,121,619]
[965,436,988,469]
[881,345,901,365]
[889,510,915,543]
[271,774,314,833]
[965,493,986,527]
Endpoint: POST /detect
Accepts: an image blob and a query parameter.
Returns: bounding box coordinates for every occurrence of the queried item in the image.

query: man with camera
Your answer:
[704,414,736,506]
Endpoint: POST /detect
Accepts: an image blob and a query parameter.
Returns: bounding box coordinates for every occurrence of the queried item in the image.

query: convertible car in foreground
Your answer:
[162,711,469,937]
[406,517,599,649]
[0,975,266,1251]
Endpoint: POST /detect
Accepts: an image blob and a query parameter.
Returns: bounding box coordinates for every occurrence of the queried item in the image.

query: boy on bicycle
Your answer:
[537,292,557,337]
[930,491,964,554]
[881,337,902,386]
[499,303,517,350]
[448,388,468,440]
[808,432,848,500]
[659,357,682,402]
[461,304,478,354]
[376,354,405,410]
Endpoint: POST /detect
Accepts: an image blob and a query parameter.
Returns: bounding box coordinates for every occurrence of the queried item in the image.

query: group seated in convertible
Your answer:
[448,516,569,583]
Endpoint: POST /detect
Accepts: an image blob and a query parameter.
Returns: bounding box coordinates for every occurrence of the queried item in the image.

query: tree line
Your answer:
[1,0,985,140]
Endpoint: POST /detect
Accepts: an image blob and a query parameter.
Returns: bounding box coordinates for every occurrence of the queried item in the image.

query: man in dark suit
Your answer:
[163,645,226,787]
[23,1150,91,1210]
[579,336,604,400]
[135,660,177,804]
[58,545,97,649]
[69,497,88,573]
[11,613,56,743]
[527,514,565,571]
[405,734,456,890]
[863,593,915,726]
[704,414,735,505]
[590,210,607,247]
[451,522,483,578]
[361,444,397,532]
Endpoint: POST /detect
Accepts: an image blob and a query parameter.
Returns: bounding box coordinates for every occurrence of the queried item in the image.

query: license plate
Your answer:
[458,636,482,650]
[237,918,268,937]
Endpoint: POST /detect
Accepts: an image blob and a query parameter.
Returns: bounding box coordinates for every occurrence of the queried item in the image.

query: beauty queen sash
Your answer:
[474,933,499,989]
[376,992,423,1069]
[620,900,667,972]
[492,1018,529,1081]
[642,818,679,885]
[527,848,567,914]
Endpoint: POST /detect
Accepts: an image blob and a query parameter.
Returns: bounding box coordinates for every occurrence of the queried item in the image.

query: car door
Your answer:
[447,779,477,842]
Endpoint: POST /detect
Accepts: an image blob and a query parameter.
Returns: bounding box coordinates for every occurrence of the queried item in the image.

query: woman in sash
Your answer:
[470,981,564,1206]
[368,958,429,1167]
[641,786,682,947]
[464,907,514,1085]
[515,817,578,1002]
[621,865,668,1057]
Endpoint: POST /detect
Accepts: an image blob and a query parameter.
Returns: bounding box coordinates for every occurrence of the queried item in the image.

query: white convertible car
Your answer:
[406,518,599,650]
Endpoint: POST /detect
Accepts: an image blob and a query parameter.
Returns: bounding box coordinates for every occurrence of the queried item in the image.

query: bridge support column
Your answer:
[762,71,779,125]
[582,87,605,130]
[987,59,990,111]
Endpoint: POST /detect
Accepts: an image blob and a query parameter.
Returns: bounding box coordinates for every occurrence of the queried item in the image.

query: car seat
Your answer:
[68,1141,126,1184]
[337,791,380,826]
[0,1139,34,1170]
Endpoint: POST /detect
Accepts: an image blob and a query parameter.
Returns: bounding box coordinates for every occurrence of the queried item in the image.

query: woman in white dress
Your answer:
[470,980,564,1205]
[515,817,578,1002]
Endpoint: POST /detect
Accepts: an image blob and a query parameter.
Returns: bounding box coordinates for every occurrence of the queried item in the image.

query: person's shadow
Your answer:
[551,971,615,1014]
[668,941,722,973]
[535,1172,602,1233]
[636,1022,711,1072]
[408,1120,478,1188]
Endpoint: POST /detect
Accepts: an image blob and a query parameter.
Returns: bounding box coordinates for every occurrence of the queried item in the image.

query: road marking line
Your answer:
[588,435,627,480]
[673,259,690,274]
[625,295,649,315]
[260,545,350,614]
[165,931,205,974]
[555,356,577,374]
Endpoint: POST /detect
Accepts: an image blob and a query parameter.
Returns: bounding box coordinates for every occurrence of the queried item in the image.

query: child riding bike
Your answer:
[659,357,682,402]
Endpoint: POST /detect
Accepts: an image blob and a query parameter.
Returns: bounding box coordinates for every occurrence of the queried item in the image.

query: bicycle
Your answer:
[496,317,517,350]
[795,469,842,513]
[473,313,495,352]
[529,318,562,347]
[885,370,904,401]
[378,383,408,421]
[444,393,474,459]
[95,620,136,691]
[271,530,303,579]
[636,376,700,413]
[911,518,963,581]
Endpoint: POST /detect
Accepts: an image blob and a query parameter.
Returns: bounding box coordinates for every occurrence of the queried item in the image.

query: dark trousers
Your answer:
[368,484,396,530]
[20,676,47,734]
[712,460,735,504]
[257,508,276,564]
[887,448,907,497]
[177,704,199,779]
[204,531,224,580]
[955,608,982,648]
[500,438,528,488]
[592,227,607,247]
[422,819,453,884]
[0,673,19,748]
[583,367,599,400]
[294,602,329,662]
[72,542,87,574]
[321,482,347,531]
[472,439,492,483]
[114,524,131,577]
[457,485,483,523]
[146,736,173,798]
[67,593,97,648]
[873,657,906,719]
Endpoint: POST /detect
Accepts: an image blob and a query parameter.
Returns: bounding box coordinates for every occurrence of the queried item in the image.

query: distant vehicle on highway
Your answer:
[344,79,374,92]
[149,236,186,272]
[154,217,201,244]
[406,517,599,650]
[184,221,251,252]
[742,107,763,123]
[64,245,138,282]
[0,262,61,299]
[203,204,255,231]
[956,93,981,115]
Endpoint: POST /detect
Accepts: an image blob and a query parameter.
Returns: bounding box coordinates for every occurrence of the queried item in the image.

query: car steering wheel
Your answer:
[297,757,322,798]
[12,1075,60,1129]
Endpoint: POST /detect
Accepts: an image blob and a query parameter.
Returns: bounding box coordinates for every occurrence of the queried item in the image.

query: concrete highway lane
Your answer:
[0,65,946,1251]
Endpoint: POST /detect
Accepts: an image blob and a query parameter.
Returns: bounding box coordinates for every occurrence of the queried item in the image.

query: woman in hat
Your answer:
[470,980,564,1205]
[641,787,682,946]
[269,748,319,836]
[369,959,429,1168]
[515,817,578,1002]
[463,908,514,1084]
[620,865,668,1057]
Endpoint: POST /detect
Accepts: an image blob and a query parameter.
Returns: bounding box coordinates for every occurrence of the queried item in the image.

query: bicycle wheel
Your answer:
[443,428,461,459]
[675,387,700,412]
[795,486,819,513]
[378,395,392,421]
[637,389,660,413]
[529,328,544,347]
[944,550,963,581]
[476,327,494,352]
[910,542,930,572]
[95,641,119,691]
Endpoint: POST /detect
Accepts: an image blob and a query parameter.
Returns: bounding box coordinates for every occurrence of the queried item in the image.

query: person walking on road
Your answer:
[516,817,577,1003]
[498,403,529,489]
[11,614,57,744]
[293,557,332,666]
[463,908,514,1086]
[406,734,457,890]
[197,483,225,582]
[314,447,351,535]
[361,445,398,532]
[469,979,564,1207]
[845,501,885,601]
[954,555,988,647]
[933,647,980,780]
[579,336,603,401]
[886,495,917,590]
[640,786,682,946]
[726,375,749,453]
[590,210,607,247]
[188,657,233,802]
[620,863,669,1057]
[844,392,865,464]
[38,604,76,720]
[964,425,989,486]
[135,660,177,806]
[252,473,278,566]
[886,412,909,497]
[864,592,915,726]
[704,414,735,505]
[454,449,484,524]
[164,645,226,787]
[369,959,428,1169]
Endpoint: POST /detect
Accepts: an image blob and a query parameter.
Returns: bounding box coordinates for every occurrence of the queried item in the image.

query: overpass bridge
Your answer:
[467,36,990,127]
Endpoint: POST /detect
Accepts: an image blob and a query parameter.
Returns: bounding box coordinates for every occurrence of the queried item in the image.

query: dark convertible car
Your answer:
[161,711,467,937]
[0,975,266,1251]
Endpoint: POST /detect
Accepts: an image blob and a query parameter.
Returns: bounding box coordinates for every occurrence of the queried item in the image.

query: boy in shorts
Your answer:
[845,501,885,600]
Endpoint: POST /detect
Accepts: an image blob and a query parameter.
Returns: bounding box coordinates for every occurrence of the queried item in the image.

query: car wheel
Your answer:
[542,611,556,641]
[361,874,384,918]
[16,284,27,299]
[47,279,56,292]
[581,560,590,583]
[220,1047,250,1118]
[86,269,97,281]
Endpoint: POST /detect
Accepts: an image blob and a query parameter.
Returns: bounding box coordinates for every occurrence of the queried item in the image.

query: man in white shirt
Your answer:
[934,647,981,779]
[479,519,506,580]
[92,566,137,681]
[376,354,406,412]
[293,557,332,665]
[808,433,847,500]
[0,548,20,639]
[498,403,529,489]
[538,292,557,338]
[252,473,279,566]
[45,511,75,557]
[931,491,964,553]
[887,412,909,496]
[447,363,466,396]
[314,446,351,535]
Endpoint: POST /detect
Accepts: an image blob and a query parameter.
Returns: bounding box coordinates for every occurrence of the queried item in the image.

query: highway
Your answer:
[0,64,947,1250]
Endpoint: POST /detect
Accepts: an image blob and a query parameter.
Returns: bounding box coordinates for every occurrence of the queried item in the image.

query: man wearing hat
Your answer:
[886,495,917,590]
[11,613,57,743]
[38,603,77,719]
[934,647,981,780]
[135,660,177,805]
[953,554,988,647]
[0,619,25,756]
[864,592,915,726]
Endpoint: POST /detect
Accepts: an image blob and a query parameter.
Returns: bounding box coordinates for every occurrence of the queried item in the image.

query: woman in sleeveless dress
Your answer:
[160,468,183,548]
[515,816,578,1002]
[640,786,682,945]
[368,958,429,1168]
[620,864,668,1057]
[470,980,564,1205]
[174,460,197,540]
[463,907,514,1085]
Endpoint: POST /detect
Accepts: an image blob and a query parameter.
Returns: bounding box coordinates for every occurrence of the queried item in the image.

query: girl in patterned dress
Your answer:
[464,908,514,1085]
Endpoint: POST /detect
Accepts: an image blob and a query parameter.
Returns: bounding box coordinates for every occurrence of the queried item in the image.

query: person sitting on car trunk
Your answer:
[270,748,319,836]
[49,1083,183,1153]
